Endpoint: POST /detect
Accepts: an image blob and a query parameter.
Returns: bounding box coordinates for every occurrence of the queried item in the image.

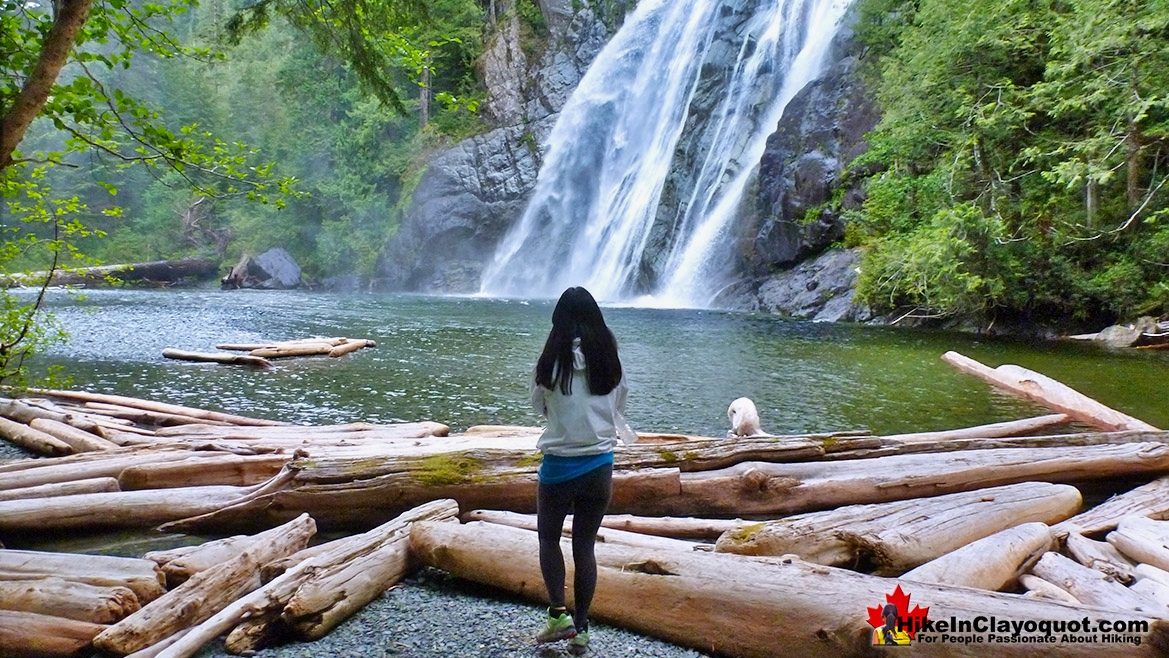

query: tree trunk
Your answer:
[900,523,1052,590]
[0,550,165,604]
[118,454,287,490]
[24,390,284,427]
[410,520,1169,658]
[941,351,1158,431]
[1065,532,1136,584]
[28,418,120,452]
[713,482,1078,573]
[0,609,106,658]
[0,0,93,170]
[1029,551,1165,616]
[92,514,315,656]
[1054,475,1169,537]
[149,500,459,658]
[0,477,119,502]
[161,349,273,369]
[0,416,73,456]
[0,398,101,434]
[0,466,296,531]
[0,578,139,624]
[2,259,219,288]
[145,516,321,587]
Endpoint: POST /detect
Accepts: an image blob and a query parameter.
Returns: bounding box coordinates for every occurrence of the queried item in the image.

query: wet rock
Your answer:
[221,248,302,290]
[745,248,870,322]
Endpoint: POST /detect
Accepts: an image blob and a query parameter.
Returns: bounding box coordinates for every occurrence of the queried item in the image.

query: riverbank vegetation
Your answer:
[846,0,1169,330]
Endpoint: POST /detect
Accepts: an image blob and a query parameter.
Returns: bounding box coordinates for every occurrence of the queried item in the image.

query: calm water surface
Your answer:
[27,289,1169,436]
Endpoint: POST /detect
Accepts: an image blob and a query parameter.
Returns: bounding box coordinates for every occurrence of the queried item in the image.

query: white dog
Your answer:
[727,397,766,437]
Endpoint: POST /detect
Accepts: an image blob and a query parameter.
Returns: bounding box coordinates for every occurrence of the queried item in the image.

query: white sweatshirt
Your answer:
[530,339,634,457]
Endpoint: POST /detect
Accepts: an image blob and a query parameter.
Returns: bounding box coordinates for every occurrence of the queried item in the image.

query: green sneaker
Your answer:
[535,612,576,643]
[569,630,590,655]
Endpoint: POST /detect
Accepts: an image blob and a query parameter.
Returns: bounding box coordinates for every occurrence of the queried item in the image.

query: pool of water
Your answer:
[22,288,1169,437]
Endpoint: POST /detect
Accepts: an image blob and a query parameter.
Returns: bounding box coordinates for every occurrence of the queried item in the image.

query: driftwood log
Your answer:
[1029,551,1167,616]
[1054,475,1169,536]
[0,550,165,605]
[92,514,315,656]
[410,520,1169,658]
[0,609,107,658]
[713,482,1079,572]
[942,351,1158,432]
[0,578,140,623]
[161,349,273,369]
[899,522,1052,590]
[1,258,217,289]
[23,389,283,427]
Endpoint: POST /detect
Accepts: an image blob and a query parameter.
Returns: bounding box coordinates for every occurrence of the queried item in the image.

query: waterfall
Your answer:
[479,0,853,306]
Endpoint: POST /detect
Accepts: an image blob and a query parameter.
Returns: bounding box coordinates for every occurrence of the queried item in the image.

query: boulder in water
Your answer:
[221,248,302,290]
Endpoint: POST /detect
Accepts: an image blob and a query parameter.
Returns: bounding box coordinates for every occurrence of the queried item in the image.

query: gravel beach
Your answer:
[194,568,715,658]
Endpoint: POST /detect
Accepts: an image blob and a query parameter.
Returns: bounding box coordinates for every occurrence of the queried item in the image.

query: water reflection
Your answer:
[25,289,1169,436]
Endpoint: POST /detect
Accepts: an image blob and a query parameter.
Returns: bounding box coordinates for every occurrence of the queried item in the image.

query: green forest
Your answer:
[848,0,1169,328]
[2,0,1168,383]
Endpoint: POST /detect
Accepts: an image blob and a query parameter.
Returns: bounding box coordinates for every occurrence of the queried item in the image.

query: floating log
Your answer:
[410,520,1169,657]
[0,609,107,658]
[1030,551,1165,616]
[0,416,73,456]
[881,414,1071,442]
[92,514,315,656]
[151,500,458,658]
[900,523,1052,590]
[1,258,217,288]
[248,344,332,359]
[0,578,139,624]
[1065,532,1136,584]
[0,550,165,604]
[23,389,284,427]
[0,478,120,502]
[217,338,350,352]
[942,351,1159,432]
[28,419,120,452]
[713,482,1078,573]
[161,349,273,369]
[0,467,296,532]
[1054,475,1169,537]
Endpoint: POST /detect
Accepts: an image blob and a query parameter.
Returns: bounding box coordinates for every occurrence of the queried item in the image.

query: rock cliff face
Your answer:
[376,0,632,292]
[379,1,880,321]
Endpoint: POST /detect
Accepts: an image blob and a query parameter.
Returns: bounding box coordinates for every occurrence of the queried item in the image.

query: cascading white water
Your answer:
[479,0,853,305]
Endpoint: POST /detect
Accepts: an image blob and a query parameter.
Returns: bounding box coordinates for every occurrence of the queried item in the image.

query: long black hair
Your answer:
[535,287,622,396]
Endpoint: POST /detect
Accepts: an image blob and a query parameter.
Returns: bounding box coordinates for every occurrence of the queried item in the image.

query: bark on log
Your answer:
[900,523,1052,590]
[0,477,120,502]
[881,414,1071,442]
[0,578,139,623]
[942,351,1158,432]
[0,550,165,604]
[1054,475,1169,537]
[410,520,1169,658]
[25,389,283,427]
[0,610,107,658]
[1019,574,1082,605]
[0,466,296,531]
[92,514,315,656]
[713,482,1078,573]
[28,418,120,452]
[1106,516,1169,572]
[1029,551,1166,616]
[0,416,73,456]
[1065,532,1136,584]
[151,500,459,658]
[161,349,273,369]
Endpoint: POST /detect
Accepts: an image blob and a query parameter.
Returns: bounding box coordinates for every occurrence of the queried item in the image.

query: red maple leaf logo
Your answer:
[867,584,930,640]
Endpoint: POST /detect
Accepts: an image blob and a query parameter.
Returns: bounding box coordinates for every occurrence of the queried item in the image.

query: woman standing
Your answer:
[530,286,634,655]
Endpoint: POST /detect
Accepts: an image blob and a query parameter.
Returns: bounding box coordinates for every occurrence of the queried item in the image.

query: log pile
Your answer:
[161,337,377,368]
[0,352,1168,657]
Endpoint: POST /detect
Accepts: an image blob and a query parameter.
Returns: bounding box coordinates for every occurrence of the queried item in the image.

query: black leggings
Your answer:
[537,462,613,630]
